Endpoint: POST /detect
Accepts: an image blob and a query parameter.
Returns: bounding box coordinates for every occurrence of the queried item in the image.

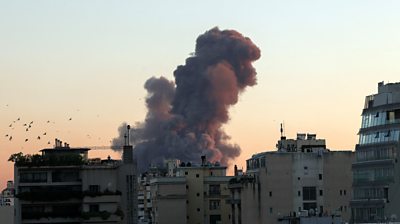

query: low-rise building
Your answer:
[1,180,15,206]
[0,180,15,224]
[229,133,354,224]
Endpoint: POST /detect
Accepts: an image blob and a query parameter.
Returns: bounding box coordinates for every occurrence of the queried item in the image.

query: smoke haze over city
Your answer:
[112,27,261,171]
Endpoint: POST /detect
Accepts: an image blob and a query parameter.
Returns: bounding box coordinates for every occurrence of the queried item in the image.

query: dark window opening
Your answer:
[303,187,316,200]
[89,185,100,193]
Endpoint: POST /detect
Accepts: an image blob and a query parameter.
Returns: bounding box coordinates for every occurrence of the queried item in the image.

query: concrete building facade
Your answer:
[230,133,354,224]
[13,138,137,224]
[0,180,15,224]
[351,82,400,223]
[150,156,232,224]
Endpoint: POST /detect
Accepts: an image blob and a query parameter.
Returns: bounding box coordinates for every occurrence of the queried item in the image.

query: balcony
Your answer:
[17,190,82,202]
[353,177,394,186]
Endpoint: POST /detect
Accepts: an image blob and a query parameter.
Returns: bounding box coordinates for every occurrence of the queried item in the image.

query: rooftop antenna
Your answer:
[124,134,127,146]
[127,125,131,146]
[280,121,286,140]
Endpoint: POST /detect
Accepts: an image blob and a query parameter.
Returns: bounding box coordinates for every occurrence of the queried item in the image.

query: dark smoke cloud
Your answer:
[112,27,261,172]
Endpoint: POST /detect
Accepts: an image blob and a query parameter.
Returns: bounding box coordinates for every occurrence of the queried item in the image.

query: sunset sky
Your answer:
[1,0,400,187]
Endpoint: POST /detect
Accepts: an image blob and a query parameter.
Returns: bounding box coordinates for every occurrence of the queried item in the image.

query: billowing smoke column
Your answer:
[112,27,261,172]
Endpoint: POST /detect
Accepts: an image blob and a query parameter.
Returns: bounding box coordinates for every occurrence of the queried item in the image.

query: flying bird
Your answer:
[9,136,12,141]
[5,134,8,137]
[47,141,51,144]
[47,120,50,123]
[26,128,29,132]
[9,124,12,127]
[37,136,41,140]
[23,124,27,126]
[28,125,31,128]
[30,121,33,124]
[43,132,46,135]
[17,118,20,121]
[25,139,28,142]
[69,118,72,121]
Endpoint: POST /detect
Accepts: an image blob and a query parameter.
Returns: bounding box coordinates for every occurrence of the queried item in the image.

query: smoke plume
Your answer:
[112,27,261,171]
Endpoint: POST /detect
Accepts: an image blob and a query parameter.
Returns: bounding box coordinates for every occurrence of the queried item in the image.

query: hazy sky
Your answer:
[1,0,400,187]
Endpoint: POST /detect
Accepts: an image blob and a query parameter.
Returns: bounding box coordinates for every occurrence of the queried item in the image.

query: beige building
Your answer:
[229,133,354,224]
[151,156,232,224]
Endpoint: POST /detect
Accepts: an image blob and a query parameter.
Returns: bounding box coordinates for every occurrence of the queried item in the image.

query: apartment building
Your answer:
[229,133,354,224]
[150,156,232,224]
[13,137,137,224]
[351,82,400,223]
[0,180,15,224]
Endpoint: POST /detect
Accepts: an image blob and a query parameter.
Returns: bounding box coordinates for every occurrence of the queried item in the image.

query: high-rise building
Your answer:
[351,82,400,223]
[13,137,137,224]
[230,133,354,224]
[150,156,232,224]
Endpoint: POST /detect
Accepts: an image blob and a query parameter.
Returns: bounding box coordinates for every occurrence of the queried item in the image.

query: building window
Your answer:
[298,177,301,180]
[319,190,323,196]
[344,190,346,195]
[303,187,316,200]
[196,193,200,197]
[185,171,188,175]
[209,200,220,210]
[20,172,47,183]
[320,206,323,213]
[270,207,273,214]
[89,204,99,212]
[186,185,189,189]
[197,208,200,212]
[210,215,221,224]
[269,191,272,197]
[298,191,301,197]
[319,174,322,180]
[196,174,199,178]
[89,185,100,193]
[209,184,221,196]
[340,190,342,196]
[304,166,308,170]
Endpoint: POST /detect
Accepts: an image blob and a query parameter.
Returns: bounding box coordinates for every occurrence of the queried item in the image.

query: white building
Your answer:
[229,133,354,224]
[0,180,15,224]
[1,180,15,206]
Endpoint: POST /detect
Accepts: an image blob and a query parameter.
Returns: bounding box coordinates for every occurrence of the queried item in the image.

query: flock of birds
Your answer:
[2,105,111,150]
[4,117,72,145]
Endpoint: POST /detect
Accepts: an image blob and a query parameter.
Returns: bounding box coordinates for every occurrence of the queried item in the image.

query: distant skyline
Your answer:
[1,0,400,187]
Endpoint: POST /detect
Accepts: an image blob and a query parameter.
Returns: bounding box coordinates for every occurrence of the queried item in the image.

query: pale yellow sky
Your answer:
[1,0,400,187]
